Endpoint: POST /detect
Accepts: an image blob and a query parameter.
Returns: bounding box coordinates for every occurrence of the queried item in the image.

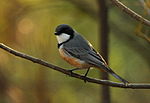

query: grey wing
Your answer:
[64,47,106,67]
[63,34,106,66]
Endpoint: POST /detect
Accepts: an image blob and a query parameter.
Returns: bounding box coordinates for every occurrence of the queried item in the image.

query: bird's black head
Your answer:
[54,24,74,36]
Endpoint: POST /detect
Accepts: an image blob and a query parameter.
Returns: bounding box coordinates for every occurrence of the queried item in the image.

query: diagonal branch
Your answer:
[135,23,150,43]
[110,0,150,27]
[0,43,150,89]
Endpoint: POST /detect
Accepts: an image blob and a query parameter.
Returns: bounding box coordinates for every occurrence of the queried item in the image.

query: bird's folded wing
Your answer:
[63,47,106,66]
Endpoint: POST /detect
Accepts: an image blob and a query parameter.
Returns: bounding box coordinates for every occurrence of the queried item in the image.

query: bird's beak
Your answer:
[54,32,59,35]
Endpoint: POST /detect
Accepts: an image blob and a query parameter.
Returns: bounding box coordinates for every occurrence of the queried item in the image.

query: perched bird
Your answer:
[54,24,129,84]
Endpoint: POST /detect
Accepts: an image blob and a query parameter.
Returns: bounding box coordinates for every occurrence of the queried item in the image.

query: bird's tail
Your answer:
[99,65,129,84]
[109,70,129,84]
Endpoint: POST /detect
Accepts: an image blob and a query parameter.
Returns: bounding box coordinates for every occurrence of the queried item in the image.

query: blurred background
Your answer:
[0,0,150,103]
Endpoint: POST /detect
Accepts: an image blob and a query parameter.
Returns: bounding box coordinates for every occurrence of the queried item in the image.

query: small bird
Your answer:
[54,24,129,84]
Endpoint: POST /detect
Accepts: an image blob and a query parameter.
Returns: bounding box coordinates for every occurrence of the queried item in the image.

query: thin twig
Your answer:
[110,0,150,27]
[135,24,150,43]
[140,0,150,15]
[0,43,150,89]
[136,32,150,43]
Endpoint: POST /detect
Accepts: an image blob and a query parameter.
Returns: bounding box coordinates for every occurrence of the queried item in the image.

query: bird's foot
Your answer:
[67,68,90,83]
[67,68,80,76]
[82,68,90,83]
[82,76,88,83]
[123,80,129,87]
[67,69,74,76]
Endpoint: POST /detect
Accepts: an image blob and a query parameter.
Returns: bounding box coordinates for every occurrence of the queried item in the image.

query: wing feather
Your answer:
[63,34,106,66]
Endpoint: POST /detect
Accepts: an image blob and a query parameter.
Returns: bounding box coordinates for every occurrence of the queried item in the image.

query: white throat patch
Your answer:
[56,33,70,44]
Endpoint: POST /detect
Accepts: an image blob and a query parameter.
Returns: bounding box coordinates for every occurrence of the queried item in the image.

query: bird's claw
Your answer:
[83,77,87,83]
[67,69,73,76]
[123,80,129,87]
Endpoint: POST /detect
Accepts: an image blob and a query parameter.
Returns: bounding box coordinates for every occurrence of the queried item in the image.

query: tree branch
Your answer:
[0,43,150,89]
[110,0,150,27]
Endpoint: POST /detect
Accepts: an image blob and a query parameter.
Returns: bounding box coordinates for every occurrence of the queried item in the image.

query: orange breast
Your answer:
[59,48,91,68]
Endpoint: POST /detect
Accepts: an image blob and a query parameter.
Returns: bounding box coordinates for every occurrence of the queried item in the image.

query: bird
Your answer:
[54,24,129,84]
